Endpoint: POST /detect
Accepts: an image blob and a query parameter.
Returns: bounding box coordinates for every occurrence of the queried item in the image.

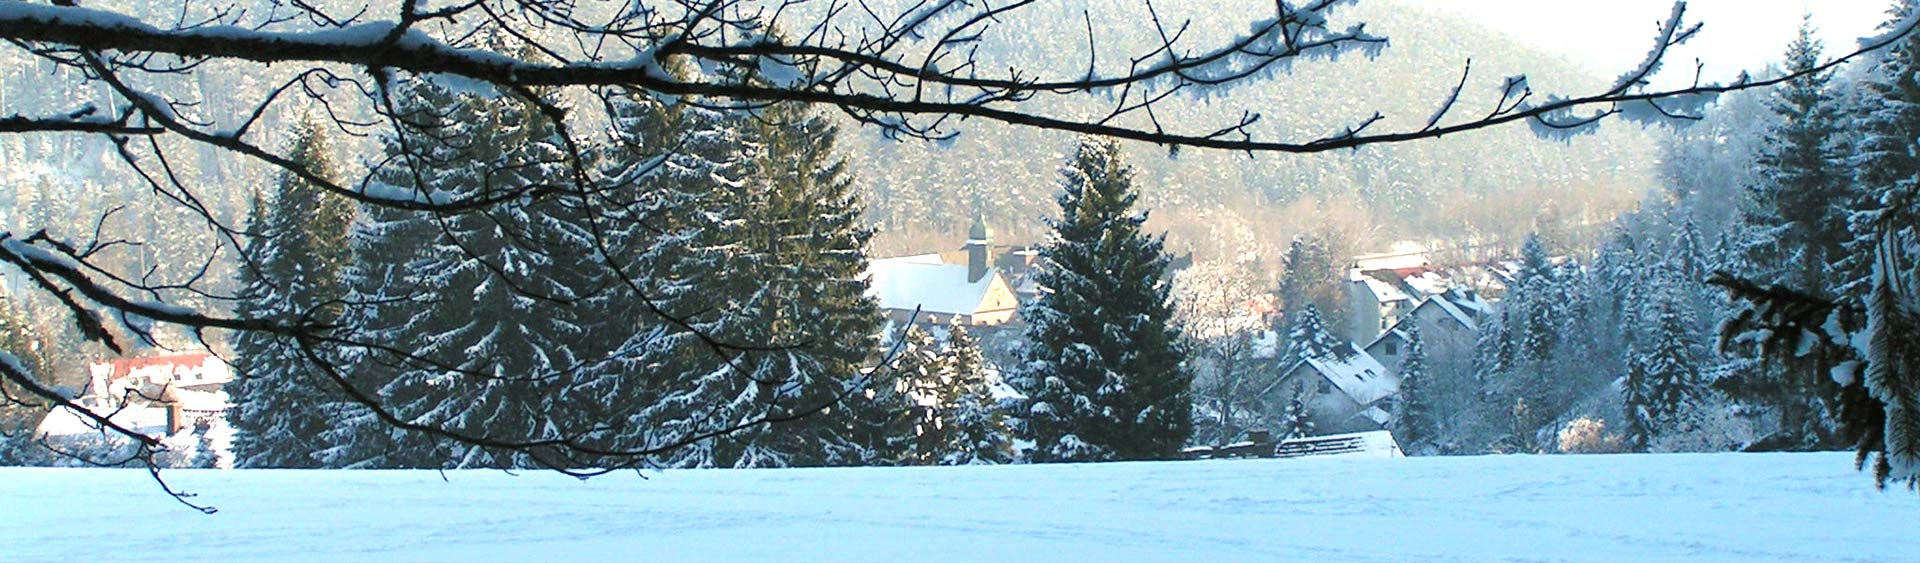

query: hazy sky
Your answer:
[1415,1,1892,86]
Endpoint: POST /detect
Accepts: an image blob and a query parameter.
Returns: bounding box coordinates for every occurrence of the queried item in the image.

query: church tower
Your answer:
[966,209,991,283]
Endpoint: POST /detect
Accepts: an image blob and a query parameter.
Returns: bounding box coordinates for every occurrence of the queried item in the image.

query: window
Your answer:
[1318,380,1331,394]
[1383,341,1399,355]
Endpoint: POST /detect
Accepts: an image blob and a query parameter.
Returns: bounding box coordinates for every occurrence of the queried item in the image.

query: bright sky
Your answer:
[1414,1,1892,85]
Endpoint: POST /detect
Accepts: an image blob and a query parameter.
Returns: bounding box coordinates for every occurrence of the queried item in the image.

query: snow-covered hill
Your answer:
[2,453,1913,562]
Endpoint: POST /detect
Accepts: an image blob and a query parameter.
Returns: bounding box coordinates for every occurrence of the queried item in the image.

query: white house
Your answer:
[1364,290,1490,379]
[1263,343,1399,436]
[43,353,236,437]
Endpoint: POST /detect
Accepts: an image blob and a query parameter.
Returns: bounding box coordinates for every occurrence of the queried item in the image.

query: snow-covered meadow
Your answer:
[3,452,1914,561]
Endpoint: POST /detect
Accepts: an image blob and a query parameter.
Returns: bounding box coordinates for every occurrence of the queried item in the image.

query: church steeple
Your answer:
[966,207,991,282]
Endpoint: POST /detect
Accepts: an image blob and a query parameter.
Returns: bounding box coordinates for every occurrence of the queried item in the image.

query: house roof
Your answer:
[864,259,1008,317]
[1270,343,1397,407]
[95,353,229,383]
[1365,291,1488,350]
[1354,274,1411,304]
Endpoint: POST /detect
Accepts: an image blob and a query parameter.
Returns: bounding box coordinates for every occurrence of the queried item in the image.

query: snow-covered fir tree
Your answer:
[705,101,884,468]
[1640,272,1704,431]
[1621,342,1656,452]
[1745,16,1852,293]
[321,76,589,469]
[229,114,355,468]
[1283,304,1345,366]
[1281,380,1315,440]
[1394,320,1434,449]
[1844,0,1920,489]
[1013,137,1191,462]
[1276,235,1336,323]
[927,319,1013,465]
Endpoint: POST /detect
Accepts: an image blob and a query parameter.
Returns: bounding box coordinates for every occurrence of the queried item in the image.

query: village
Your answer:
[29,202,1544,467]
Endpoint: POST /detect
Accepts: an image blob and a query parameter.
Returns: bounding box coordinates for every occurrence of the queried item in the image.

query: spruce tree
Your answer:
[1622,340,1655,453]
[323,77,589,469]
[1787,0,1920,488]
[930,319,1013,465]
[575,85,760,469]
[1849,0,1920,488]
[1281,380,1316,440]
[1640,274,1703,429]
[1746,16,1849,292]
[1283,304,1345,365]
[707,102,883,467]
[229,114,354,468]
[1394,320,1434,449]
[1517,232,1554,284]
[1013,137,1191,462]
[1276,235,1335,322]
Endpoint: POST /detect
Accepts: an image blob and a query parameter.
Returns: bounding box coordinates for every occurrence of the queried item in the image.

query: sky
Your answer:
[1414,1,1892,86]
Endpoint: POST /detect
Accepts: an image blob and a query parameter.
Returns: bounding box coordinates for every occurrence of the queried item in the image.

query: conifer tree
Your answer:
[1283,304,1345,365]
[1394,320,1434,449]
[1640,275,1703,428]
[1517,233,1554,284]
[1281,380,1315,440]
[1622,340,1655,452]
[930,319,1012,465]
[1013,137,1191,462]
[1746,16,1849,292]
[574,84,760,469]
[229,114,354,468]
[1276,235,1335,322]
[322,77,588,469]
[1847,0,1920,487]
[706,101,883,467]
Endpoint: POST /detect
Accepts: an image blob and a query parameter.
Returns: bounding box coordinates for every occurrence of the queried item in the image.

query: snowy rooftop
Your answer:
[1355,275,1410,304]
[1303,345,1396,407]
[1351,244,1430,271]
[35,403,169,440]
[864,258,1003,317]
[1402,271,1450,296]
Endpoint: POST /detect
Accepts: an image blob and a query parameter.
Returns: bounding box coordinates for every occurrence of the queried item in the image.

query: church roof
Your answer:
[864,258,1006,317]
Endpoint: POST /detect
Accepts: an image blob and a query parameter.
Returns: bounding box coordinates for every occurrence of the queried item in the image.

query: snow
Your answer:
[2,453,1915,561]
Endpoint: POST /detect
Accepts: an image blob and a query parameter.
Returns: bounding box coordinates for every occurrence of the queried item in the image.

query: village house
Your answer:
[1346,242,1512,343]
[37,353,235,439]
[1262,343,1399,436]
[1364,289,1491,379]
[865,213,1034,328]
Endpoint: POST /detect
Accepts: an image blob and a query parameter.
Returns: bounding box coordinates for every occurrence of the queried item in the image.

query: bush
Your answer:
[1556,417,1627,454]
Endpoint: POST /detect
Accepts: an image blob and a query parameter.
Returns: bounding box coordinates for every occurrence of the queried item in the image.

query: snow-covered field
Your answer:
[3,452,1914,562]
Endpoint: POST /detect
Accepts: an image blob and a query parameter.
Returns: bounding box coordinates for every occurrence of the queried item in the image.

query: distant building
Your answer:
[1363,291,1490,377]
[39,353,235,438]
[1263,343,1399,436]
[866,212,1031,328]
[1346,242,1513,343]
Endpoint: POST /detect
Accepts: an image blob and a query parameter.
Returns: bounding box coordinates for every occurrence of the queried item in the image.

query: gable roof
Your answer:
[1365,291,1488,351]
[1268,343,1397,407]
[1353,274,1411,304]
[864,259,1009,317]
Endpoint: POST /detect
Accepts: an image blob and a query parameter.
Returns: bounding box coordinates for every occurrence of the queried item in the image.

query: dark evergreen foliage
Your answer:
[1013,137,1191,462]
